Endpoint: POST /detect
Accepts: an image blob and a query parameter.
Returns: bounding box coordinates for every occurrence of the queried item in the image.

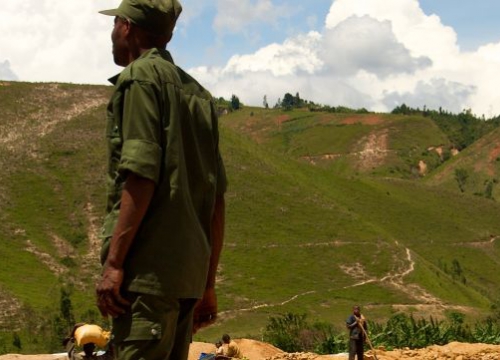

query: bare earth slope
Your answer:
[2,340,500,360]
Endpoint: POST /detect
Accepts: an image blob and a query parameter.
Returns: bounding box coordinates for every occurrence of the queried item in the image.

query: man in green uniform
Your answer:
[96,1,227,359]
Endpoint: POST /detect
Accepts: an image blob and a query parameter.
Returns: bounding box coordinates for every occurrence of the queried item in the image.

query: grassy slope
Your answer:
[0,82,109,317]
[197,108,500,340]
[426,126,500,198]
[0,83,499,347]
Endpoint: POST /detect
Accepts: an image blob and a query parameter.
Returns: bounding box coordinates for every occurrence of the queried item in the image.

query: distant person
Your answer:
[95,0,226,359]
[215,340,224,356]
[346,305,367,360]
[216,334,243,359]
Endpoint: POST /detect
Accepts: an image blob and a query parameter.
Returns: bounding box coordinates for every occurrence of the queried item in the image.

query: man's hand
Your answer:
[96,173,154,319]
[192,287,218,334]
[96,264,130,318]
[355,316,365,326]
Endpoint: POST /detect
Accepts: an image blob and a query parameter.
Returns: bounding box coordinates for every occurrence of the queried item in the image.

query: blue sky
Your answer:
[419,0,500,50]
[1,0,500,116]
[170,0,334,68]
[168,0,500,68]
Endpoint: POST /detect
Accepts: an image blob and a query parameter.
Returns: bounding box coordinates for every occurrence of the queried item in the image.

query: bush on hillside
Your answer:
[262,313,348,354]
[263,312,500,354]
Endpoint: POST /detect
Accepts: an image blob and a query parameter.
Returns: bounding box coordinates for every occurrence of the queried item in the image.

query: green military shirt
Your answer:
[101,48,226,299]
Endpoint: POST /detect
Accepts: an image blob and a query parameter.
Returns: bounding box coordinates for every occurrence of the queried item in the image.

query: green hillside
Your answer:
[223,108,453,178]
[426,126,500,198]
[0,81,499,352]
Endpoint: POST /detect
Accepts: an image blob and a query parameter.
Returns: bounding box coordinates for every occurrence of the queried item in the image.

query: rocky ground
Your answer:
[1,339,500,360]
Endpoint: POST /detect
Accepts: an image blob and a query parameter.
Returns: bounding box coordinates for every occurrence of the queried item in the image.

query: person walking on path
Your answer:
[346,305,368,360]
[95,0,227,359]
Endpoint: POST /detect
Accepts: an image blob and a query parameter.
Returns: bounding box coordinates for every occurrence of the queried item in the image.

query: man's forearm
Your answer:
[105,173,156,269]
[206,194,225,289]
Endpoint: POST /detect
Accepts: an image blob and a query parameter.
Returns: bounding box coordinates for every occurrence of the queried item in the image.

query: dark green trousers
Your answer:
[112,293,197,360]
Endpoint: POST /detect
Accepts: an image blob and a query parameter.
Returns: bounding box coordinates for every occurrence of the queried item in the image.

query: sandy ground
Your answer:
[2,339,500,360]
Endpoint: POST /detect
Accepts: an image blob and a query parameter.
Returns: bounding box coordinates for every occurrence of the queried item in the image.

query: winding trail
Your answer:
[219,242,446,319]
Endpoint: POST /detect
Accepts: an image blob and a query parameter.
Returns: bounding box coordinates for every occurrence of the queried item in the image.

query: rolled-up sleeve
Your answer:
[119,80,163,183]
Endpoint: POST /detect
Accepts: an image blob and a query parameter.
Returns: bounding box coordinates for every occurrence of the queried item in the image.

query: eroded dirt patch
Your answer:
[342,115,385,125]
[356,129,389,170]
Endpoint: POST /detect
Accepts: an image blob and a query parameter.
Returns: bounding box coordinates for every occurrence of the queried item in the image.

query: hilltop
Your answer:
[0,81,499,353]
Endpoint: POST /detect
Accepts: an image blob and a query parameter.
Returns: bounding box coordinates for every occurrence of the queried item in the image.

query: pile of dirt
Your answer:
[1,340,500,360]
[188,339,285,360]
[188,339,500,360]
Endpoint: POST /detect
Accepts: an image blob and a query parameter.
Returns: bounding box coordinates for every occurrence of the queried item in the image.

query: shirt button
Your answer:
[151,328,158,336]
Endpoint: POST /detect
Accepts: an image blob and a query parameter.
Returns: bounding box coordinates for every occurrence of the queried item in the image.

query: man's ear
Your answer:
[123,19,133,37]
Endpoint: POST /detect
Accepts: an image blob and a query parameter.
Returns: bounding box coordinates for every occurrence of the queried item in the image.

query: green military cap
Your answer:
[100,0,182,37]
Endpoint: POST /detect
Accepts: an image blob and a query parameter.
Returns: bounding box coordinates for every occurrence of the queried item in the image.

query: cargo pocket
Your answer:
[111,293,166,344]
[111,317,165,360]
[112,318,162,343]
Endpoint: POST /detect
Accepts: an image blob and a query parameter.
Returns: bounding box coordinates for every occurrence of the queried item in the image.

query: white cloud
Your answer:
[2,0,500,117]
[0,0,121,84]
[382,78,476,113]
[325,0,459,65]
[320,15,431,78]
[475,42,500,63]
[223,32,323,76]
[192,0,500,117]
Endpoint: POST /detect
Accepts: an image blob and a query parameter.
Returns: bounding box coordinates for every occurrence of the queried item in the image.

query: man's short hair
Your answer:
[222,334,230,343]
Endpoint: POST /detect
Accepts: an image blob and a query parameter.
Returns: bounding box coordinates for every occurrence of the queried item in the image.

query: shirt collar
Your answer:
[108,73,120,85]
[107,48,175,84]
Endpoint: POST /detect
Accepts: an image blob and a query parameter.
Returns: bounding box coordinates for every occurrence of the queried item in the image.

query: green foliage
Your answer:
[262,313,348,354]
[473,317,500,343]
[3,84,500,352]
[279,92,306,110]
[263,312,500,353]
[309,104,370,114]
[59,287,75,329]
[231,94,241,111]
[263,313,309,352]
[12,333,21,351]
[490,297,500,321]
[484,179,495,200]
[312,323,348,355]
[455,168,469,192]
[392,104,500,150]
[45,286,76,353]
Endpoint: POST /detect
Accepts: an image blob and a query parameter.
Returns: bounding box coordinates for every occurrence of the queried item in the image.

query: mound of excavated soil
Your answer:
[189,339,285,360]
[2,340,500,360]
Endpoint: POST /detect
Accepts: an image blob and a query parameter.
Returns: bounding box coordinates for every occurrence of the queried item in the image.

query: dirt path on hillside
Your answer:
[341,115,385,126]
[0,84,107,154]
[220,242,463,320]
[2,340,500,360]
[0,84,109,324]
[454,235,498,249]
